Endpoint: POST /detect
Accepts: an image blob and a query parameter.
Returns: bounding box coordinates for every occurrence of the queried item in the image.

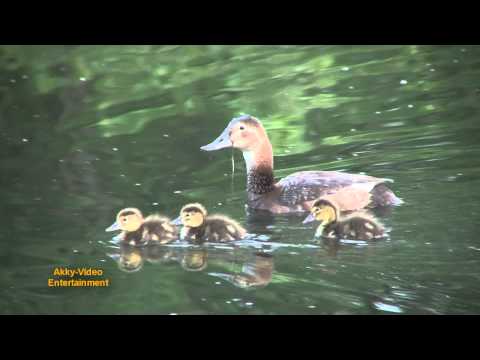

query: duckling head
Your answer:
[303,198,339,226]
[106,208,144,233]
[200,115,269,152]
[172,203,207,228]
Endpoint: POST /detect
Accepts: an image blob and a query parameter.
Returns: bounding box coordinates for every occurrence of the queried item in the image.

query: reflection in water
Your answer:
[209,252,274,289]
[108,242,274,289]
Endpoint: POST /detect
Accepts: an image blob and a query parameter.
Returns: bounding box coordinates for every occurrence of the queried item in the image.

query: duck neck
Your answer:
[243,141,275,195]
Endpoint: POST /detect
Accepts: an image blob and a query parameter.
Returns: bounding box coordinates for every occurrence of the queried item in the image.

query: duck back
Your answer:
[276,170,400,211]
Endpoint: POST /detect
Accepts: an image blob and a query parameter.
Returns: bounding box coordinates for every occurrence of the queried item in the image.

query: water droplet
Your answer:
[453,59,459,63]
[375,111,381,114]
[73,249,79,253]
[407,104,414,108]
[21,138,29,143]
[169,313,177,315]
[430,68,436,72]
[400,79,408,85]
[341,66,350,71]
[174,190,182,194]
[215,281,221,285]
[79,77,87,81]
[163,134,169,138]
[152,202,159,206]
[232,298,241,302]
[9,79,16,83]
[226,301,231,304]
[135,183,141,186]
[348,85,355,90]
[218,202,223,206]
[21,74,28,79]
[112,147,118,151]
[308,305,316,309]
[245,302,254,306]
[350,128,356,132]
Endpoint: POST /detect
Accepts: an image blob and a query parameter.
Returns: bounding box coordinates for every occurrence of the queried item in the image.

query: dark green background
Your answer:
[1,45,479,314]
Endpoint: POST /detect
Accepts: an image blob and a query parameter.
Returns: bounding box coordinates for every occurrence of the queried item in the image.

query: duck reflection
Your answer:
[180,248,208,272]
[113,243,145,273]
[108,242,274,289]
[208,252,274,289]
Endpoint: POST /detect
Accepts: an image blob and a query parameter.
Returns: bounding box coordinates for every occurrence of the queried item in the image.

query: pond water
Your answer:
[1,45,480,314]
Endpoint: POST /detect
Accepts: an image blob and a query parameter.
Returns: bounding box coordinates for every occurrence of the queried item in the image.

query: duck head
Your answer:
[172,203,207,228]
[200,115,273,171]
[106,208,144,233]
[302,198,340,226]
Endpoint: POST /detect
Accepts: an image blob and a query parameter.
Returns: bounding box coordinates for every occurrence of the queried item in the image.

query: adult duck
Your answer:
[200,115,402,214]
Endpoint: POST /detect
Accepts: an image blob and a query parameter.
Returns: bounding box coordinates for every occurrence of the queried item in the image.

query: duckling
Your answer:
[201,115,403,214]
[303,197,385,241]
[172,203,246,244]
[106,208,178,246]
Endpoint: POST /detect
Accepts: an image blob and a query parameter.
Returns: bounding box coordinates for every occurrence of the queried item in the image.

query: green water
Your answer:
[1,45,480,314]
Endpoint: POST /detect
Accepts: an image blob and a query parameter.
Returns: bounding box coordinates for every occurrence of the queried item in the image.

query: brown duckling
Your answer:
[303,197,385,241]
[106,208,178,246]
[172,203,246,244]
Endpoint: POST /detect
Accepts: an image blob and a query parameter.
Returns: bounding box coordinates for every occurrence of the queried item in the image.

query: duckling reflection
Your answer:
[209,252,274,289]
[180,248,208,272]
[144,243,180,265]
[113,243,145,273]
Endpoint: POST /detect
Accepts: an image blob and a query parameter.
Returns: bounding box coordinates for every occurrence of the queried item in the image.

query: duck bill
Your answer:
[302,213,316,224]
[200,126,232,151]
[171,216,183,226]
[106,221,121,232]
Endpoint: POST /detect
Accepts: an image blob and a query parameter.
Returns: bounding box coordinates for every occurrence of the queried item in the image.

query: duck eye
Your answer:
[239,126,245,130]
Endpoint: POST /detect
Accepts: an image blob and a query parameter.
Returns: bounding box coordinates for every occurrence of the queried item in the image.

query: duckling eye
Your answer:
[239,126,245,130]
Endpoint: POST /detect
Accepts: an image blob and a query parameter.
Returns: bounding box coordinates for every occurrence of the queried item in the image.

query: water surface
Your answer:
[1,45,480,314]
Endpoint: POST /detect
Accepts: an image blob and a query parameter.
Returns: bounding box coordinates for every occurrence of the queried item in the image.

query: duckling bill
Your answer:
[172,203,246,244]
[303,198,385,241]
[106,208,178,246]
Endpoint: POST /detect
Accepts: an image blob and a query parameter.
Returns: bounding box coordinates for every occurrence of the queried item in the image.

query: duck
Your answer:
[172,203,246,244]
[302,197,385,241]
[106,208,178,246]
[200,115,403,214]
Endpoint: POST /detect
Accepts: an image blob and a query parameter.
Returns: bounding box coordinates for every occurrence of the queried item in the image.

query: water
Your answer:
[1,45,480,314]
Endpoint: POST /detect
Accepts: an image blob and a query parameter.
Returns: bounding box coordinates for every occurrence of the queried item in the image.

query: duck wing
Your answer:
[276,170,391,210]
